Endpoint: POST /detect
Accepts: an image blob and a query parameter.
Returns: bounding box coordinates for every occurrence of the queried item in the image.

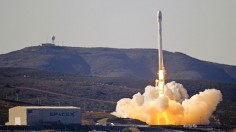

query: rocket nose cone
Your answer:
[157,10,162,21]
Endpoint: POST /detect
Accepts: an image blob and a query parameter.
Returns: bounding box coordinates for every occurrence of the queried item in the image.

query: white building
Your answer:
[5,106,81,126]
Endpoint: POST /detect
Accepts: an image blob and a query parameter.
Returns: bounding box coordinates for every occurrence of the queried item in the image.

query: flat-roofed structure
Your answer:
[5,106,81,126]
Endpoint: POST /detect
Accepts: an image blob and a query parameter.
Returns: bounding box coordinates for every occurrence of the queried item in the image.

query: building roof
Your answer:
[10,106,80,109]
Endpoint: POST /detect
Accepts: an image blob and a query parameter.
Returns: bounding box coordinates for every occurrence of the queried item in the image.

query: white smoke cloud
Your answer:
[112,81,222,125]
[165,81,188,102]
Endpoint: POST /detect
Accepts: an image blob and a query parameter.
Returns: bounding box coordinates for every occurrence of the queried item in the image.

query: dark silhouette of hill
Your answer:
[0,45,235,83]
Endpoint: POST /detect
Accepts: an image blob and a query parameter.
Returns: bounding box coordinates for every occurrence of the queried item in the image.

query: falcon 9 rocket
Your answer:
[155,10,166,95]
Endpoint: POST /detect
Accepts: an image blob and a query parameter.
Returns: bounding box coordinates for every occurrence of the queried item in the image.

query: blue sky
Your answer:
[1,0,236,65]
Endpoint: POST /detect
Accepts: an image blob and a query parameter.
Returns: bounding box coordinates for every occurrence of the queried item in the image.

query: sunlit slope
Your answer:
[0,46,235,83]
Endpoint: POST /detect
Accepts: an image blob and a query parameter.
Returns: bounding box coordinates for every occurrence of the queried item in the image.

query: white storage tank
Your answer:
[5,106,81,126]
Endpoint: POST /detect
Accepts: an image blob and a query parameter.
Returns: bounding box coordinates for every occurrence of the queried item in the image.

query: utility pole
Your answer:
[83,101,86,112]
[16,93,18,101]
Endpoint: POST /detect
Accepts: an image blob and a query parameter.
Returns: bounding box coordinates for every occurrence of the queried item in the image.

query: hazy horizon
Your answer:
[1,0,236,65]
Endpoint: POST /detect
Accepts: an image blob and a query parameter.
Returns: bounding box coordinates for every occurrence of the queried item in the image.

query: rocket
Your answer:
[156,10,166,94]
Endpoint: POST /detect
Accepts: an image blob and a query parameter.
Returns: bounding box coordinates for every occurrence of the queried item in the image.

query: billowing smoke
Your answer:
[112,81,222,125]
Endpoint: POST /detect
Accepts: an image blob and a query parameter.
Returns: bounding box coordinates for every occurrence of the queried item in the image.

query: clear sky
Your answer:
[1,0,236,65]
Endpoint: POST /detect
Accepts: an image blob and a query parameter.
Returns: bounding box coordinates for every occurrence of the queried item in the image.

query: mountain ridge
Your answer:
[0,45,235,83]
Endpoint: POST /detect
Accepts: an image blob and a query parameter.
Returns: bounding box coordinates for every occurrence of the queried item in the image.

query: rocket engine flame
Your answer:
[156,69,165,94]
[112,10,222,125]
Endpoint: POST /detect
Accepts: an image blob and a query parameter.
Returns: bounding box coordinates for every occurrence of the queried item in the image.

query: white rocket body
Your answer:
[156,10,166,94]
[157,11,163,71]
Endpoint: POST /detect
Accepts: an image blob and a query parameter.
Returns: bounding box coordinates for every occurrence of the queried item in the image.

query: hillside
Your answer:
[0,68,236,125]
[0,44,235,83]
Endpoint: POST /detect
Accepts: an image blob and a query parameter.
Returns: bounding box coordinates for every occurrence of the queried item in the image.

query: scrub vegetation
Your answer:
[0,68,235,125]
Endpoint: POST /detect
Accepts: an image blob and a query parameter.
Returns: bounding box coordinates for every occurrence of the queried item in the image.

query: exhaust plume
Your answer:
[112,81,222,125]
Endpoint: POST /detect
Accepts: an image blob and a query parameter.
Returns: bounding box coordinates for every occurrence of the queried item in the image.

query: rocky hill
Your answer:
[0,44,235,83]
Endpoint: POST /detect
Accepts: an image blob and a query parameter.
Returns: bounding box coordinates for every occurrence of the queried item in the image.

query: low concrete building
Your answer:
[41,43,55,47]
[5,106,81,126]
